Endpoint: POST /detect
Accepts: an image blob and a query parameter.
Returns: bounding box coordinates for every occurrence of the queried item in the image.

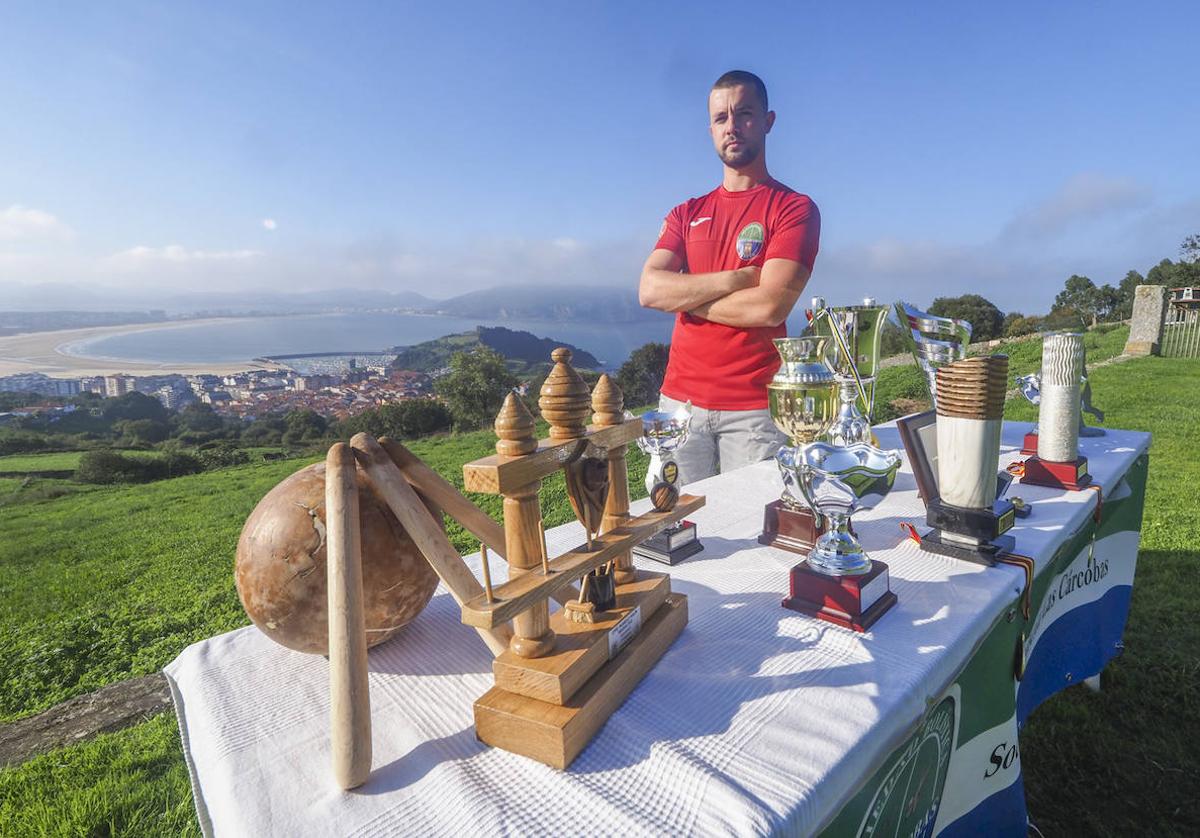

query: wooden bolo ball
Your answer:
[235,460,440,654]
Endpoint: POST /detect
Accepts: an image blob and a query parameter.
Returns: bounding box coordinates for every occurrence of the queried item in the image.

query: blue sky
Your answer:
[2,1,1197,313]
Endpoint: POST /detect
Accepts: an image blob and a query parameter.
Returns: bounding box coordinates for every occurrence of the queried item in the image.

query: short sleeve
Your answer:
[654,204,687,259]
[764,195,821,271]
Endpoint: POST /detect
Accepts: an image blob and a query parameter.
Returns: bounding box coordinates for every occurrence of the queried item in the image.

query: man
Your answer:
[638,70,821,485]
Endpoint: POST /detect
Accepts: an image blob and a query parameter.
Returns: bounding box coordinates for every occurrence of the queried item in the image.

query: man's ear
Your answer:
[765,110,776,133]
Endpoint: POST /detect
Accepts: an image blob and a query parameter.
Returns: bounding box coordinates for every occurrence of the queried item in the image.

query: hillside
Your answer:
[391,325,601,373]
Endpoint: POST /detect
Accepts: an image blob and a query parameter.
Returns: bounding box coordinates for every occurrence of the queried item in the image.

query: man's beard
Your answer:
[718,142,760,168]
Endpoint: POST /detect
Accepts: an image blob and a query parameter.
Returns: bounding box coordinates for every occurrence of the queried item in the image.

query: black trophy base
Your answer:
[782,560,897,632]
[920,530,1016,566]
[632,521,703,565]
[759,499,828,553]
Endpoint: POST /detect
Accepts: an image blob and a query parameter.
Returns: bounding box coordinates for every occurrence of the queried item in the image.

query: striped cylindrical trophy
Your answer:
[1036,333,1084,463]
[935,355,1009,513]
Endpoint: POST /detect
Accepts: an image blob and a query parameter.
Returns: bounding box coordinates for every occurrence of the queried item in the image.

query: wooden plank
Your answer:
[459,495,704,628]
[462,418,643,495]
[493,573,671,705]
[378,436,508,559]
[325,444,371,789]
[474,592,688,769]
[349,433,513,657]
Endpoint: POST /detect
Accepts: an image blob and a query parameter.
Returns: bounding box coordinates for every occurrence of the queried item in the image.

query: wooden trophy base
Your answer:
[1021,430,1038,456]
[759,500,828,553]
[476,573,687,769]
[782,560,897,632]
[1020,455,1091,490]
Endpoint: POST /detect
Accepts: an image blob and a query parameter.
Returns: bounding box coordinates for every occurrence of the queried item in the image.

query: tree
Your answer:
[1004,314,1043,337]
[101,391,168,423]
[1181,233,1200,263]
[1093,283,1123,323]
[283,409,328,445]
[927,295,1004,341]
[434,347,519,431]
[1114,270,1143,320]
[1052,275,1102,326]
[615,342,670,410]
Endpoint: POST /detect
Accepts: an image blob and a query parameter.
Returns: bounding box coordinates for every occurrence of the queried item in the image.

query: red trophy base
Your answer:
[759,500,829,553]
[782,559,897,632]
[1021,430,1038,456]
[1020,455,1091,490]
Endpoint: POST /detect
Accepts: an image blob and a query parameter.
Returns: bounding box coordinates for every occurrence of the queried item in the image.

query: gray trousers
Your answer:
[649,393,787,490]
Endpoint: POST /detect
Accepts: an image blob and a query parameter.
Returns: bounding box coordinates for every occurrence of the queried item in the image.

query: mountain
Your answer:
[427,284,654,323]
[391,326,601,373]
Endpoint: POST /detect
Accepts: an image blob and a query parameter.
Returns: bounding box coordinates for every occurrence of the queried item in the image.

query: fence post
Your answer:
[1124,285,1168,356]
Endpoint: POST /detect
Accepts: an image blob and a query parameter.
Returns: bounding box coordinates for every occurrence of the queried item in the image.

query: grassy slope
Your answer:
[1010,356,1200,835]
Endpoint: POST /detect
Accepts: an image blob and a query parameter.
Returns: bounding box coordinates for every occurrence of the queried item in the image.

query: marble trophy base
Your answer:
[782,560,897,632]
[759,500,829,553]
[1020,456,1091,490]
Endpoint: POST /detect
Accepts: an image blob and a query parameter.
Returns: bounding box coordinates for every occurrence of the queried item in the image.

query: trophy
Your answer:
[810,297,890,446]
[632,404,703,564]
[1020,333,1092,490]
[894,301,972,408]
[759,337,840,552]
[919,355,1019,565]
[1016,362,1105,456]
[781,441,903,631]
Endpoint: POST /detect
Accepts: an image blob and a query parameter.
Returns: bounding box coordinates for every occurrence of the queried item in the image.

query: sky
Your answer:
[1,1,1198,313]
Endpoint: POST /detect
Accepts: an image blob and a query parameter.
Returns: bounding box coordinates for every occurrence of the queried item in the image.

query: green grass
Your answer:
[1014,356,1200,835]
[0,713,199,837]
[0,450,160,475]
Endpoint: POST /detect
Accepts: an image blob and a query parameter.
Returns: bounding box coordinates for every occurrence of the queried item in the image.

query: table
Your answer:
[166,422,1149,836]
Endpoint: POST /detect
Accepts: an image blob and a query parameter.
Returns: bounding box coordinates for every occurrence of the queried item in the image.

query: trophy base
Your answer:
[920,530,1016,567]
[1020,456,1091,490]
[782,560,897,633]
[758,500,829,553]
[1021,430,1038,456]
[631,521,703,565]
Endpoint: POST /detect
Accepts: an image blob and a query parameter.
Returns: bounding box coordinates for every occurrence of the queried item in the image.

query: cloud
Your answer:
[0,205,74,241]
[1001,173,1152,241]
[108,244,263,269]
[262,218,277,231]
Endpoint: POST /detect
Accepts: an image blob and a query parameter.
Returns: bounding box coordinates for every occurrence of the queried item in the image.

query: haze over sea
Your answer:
[65,312,679,371]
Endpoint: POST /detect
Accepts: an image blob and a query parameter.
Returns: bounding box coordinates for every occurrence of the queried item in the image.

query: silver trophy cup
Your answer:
[634,403,702,564]
[894,301,972,408]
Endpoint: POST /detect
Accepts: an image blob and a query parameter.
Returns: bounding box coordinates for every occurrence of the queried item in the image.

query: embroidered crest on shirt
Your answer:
[736,222,765,260]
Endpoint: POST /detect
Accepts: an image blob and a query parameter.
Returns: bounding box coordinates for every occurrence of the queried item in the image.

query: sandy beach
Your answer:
[0,319,286,378]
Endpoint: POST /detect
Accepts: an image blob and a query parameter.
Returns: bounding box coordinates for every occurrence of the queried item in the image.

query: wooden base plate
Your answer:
[492,572,672,705]
[474,592,688,769]
[1020,455,1091,490]
[782,560,897,633]
[759,499,828,553]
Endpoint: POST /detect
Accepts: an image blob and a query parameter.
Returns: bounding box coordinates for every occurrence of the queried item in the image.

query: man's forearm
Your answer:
[689,286,798,328]
[639,267,747,313]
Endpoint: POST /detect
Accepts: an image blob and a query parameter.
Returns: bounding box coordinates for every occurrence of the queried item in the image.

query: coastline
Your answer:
[0,319,288,378]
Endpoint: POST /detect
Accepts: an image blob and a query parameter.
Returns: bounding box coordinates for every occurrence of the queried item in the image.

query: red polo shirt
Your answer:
[654,178,821,410]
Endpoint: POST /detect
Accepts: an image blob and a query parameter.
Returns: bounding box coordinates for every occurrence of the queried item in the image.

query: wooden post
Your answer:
[325,443,371,790]
[495,394,556,658]
[591,374,636,584]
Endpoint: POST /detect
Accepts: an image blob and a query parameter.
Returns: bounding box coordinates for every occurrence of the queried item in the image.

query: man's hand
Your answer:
[638,249,761,313]
[687,257,811,328]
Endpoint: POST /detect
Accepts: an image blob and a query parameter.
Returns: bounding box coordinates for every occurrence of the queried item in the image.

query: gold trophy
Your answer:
[759,337,841,552]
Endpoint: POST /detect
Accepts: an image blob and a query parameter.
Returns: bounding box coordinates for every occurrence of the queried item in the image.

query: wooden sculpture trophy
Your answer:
[460,349,703,769]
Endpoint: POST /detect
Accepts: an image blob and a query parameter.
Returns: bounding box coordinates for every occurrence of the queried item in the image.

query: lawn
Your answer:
[1,352,1195,835]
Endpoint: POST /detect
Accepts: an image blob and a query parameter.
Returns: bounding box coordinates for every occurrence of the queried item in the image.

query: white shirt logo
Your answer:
[689,217,712,228]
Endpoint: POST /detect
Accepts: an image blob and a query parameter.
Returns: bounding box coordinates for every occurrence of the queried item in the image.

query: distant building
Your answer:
[0,372,80,396]
[104,375,135,397]
[1169,288,1200,323]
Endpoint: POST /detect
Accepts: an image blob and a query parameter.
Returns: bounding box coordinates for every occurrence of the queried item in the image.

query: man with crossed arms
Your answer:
[639,69,822,485]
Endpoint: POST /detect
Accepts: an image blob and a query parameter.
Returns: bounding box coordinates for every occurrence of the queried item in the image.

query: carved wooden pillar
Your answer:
[591,374,635,583]
[494,393,554,658]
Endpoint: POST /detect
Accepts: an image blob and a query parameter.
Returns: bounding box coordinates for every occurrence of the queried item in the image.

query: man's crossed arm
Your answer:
[638,248,811,328]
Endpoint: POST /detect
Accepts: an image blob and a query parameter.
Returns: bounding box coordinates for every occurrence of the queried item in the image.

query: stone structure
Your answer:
[1124,284,1169,356]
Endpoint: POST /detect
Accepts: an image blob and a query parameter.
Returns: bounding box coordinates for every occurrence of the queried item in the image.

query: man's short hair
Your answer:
[712,70,768,112]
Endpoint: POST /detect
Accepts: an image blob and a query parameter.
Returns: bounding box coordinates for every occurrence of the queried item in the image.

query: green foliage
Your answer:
[195,444,250,470]
[928,294,1004,341]
[615,342,670,410]
[1003,312,1042,337]
[391,326,600,374]
[435,347,519,430]
[878,315,909,358]
[0,432,49,456]
[336,398,452,440]
[282,408,328,445]
[74,450,203,484]
[101,391,168,424]
[1146,256,1200,289]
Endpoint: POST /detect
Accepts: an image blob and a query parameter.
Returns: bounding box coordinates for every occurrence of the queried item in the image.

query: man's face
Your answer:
[708,84,774,169]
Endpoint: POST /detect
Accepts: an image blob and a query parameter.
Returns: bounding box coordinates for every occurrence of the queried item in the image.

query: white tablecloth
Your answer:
[166,423,1149,836]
